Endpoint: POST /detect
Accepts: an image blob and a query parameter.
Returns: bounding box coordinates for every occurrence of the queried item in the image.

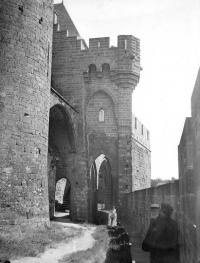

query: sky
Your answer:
[54,0,200,179]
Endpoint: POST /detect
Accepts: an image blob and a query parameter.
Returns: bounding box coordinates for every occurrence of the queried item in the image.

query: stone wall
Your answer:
[191,68,200,262]
[124,115,198,263]
[124,182,179,236]
[0,0,53,227]
[0,1,151,226]
[124,69,200,263]
[124,179,197,263]
[178,117,196,263]
[132,115,151,191]
[54,3,82,38]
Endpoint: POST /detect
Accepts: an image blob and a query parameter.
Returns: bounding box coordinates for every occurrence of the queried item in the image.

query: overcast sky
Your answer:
[54,0,200,179]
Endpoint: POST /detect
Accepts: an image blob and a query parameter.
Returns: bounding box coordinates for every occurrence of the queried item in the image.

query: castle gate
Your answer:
[48,90,78,220]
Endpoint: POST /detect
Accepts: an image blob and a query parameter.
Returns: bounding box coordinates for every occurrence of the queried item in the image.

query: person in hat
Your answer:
[142,203,179,263]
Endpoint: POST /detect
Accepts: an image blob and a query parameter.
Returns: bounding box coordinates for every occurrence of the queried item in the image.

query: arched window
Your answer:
[88,64,97,81]
[102,63,110,78]
[88,64,96,74]
[54,12,58,24]
[125,39,127,50]
[99,109,104,122]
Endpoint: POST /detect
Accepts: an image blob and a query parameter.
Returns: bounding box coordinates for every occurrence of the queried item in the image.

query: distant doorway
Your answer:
[48,104,75,220]
[96,154,112,211]
[55,178,71,218]
[90,154,112,213]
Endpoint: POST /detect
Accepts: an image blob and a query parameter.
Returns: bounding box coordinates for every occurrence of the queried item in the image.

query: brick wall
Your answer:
[0,0,53,227]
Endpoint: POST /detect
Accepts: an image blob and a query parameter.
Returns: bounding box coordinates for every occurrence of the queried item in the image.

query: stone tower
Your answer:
[52,3,142,220]
[0,0,53,227]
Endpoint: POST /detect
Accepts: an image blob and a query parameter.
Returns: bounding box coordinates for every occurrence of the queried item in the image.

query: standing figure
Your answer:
[108,206,117,227]
[142,203,179,263]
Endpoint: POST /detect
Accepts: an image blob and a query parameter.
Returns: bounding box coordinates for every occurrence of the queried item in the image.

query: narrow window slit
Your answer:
[39,17,43,24]
[125,39,127,53]
[18,5,23,14]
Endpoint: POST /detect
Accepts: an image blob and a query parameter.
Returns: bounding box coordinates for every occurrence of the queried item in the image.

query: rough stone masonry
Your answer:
[0,1,151,227]
[0,0,53,228]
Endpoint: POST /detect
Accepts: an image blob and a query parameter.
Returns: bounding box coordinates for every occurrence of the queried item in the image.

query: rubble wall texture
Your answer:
[0,0,53,227]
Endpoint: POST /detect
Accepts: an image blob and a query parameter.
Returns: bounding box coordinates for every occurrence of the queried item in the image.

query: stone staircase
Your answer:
[61,198,70,211]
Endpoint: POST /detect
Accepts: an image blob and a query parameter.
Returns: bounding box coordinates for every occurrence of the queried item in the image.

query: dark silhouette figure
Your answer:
[142,203,179,263]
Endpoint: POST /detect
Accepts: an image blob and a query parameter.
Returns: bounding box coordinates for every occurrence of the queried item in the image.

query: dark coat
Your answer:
[142,216,179,263]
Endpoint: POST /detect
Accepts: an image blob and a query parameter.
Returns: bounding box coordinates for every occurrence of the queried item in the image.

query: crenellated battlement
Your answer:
[132,114,151,150]
[53,26,141,86]
[52,3,141,90]
[88,36,140,59]
[89,37,110,49]
[53,24,87,50]
[118,35,140,60]
[53,23,140,58]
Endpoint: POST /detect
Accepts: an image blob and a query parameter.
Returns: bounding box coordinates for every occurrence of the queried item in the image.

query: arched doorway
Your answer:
[48,104,75,220]
[89,154,113,222]
[55,178,71,217]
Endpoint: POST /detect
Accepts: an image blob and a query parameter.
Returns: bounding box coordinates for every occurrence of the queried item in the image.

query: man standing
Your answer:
[142,203,179,263]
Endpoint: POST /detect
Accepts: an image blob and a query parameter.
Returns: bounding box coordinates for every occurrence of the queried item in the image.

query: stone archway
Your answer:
[96,155,112,210]
[55,178,71,216]
[88,154,113,222]
[48,104,75,220]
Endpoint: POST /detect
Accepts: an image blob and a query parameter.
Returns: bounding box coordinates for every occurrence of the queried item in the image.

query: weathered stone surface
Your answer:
[0,2,150,228]
[0,0,53,226]
[132,115,151,191]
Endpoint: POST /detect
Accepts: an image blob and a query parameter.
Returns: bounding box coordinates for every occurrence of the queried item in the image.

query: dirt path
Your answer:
[11,223,96,263]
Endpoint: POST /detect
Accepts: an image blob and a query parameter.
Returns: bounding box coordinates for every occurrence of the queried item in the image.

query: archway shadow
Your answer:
[51,211,71,223]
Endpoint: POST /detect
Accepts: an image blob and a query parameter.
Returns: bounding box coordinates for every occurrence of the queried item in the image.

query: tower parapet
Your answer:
[53,26,141,89]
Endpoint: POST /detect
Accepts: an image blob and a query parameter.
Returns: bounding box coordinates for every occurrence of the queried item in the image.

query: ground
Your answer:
[2,213,148,263]
[122,220,150,263]
[9,213,96,263]
[11,222,96,263]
